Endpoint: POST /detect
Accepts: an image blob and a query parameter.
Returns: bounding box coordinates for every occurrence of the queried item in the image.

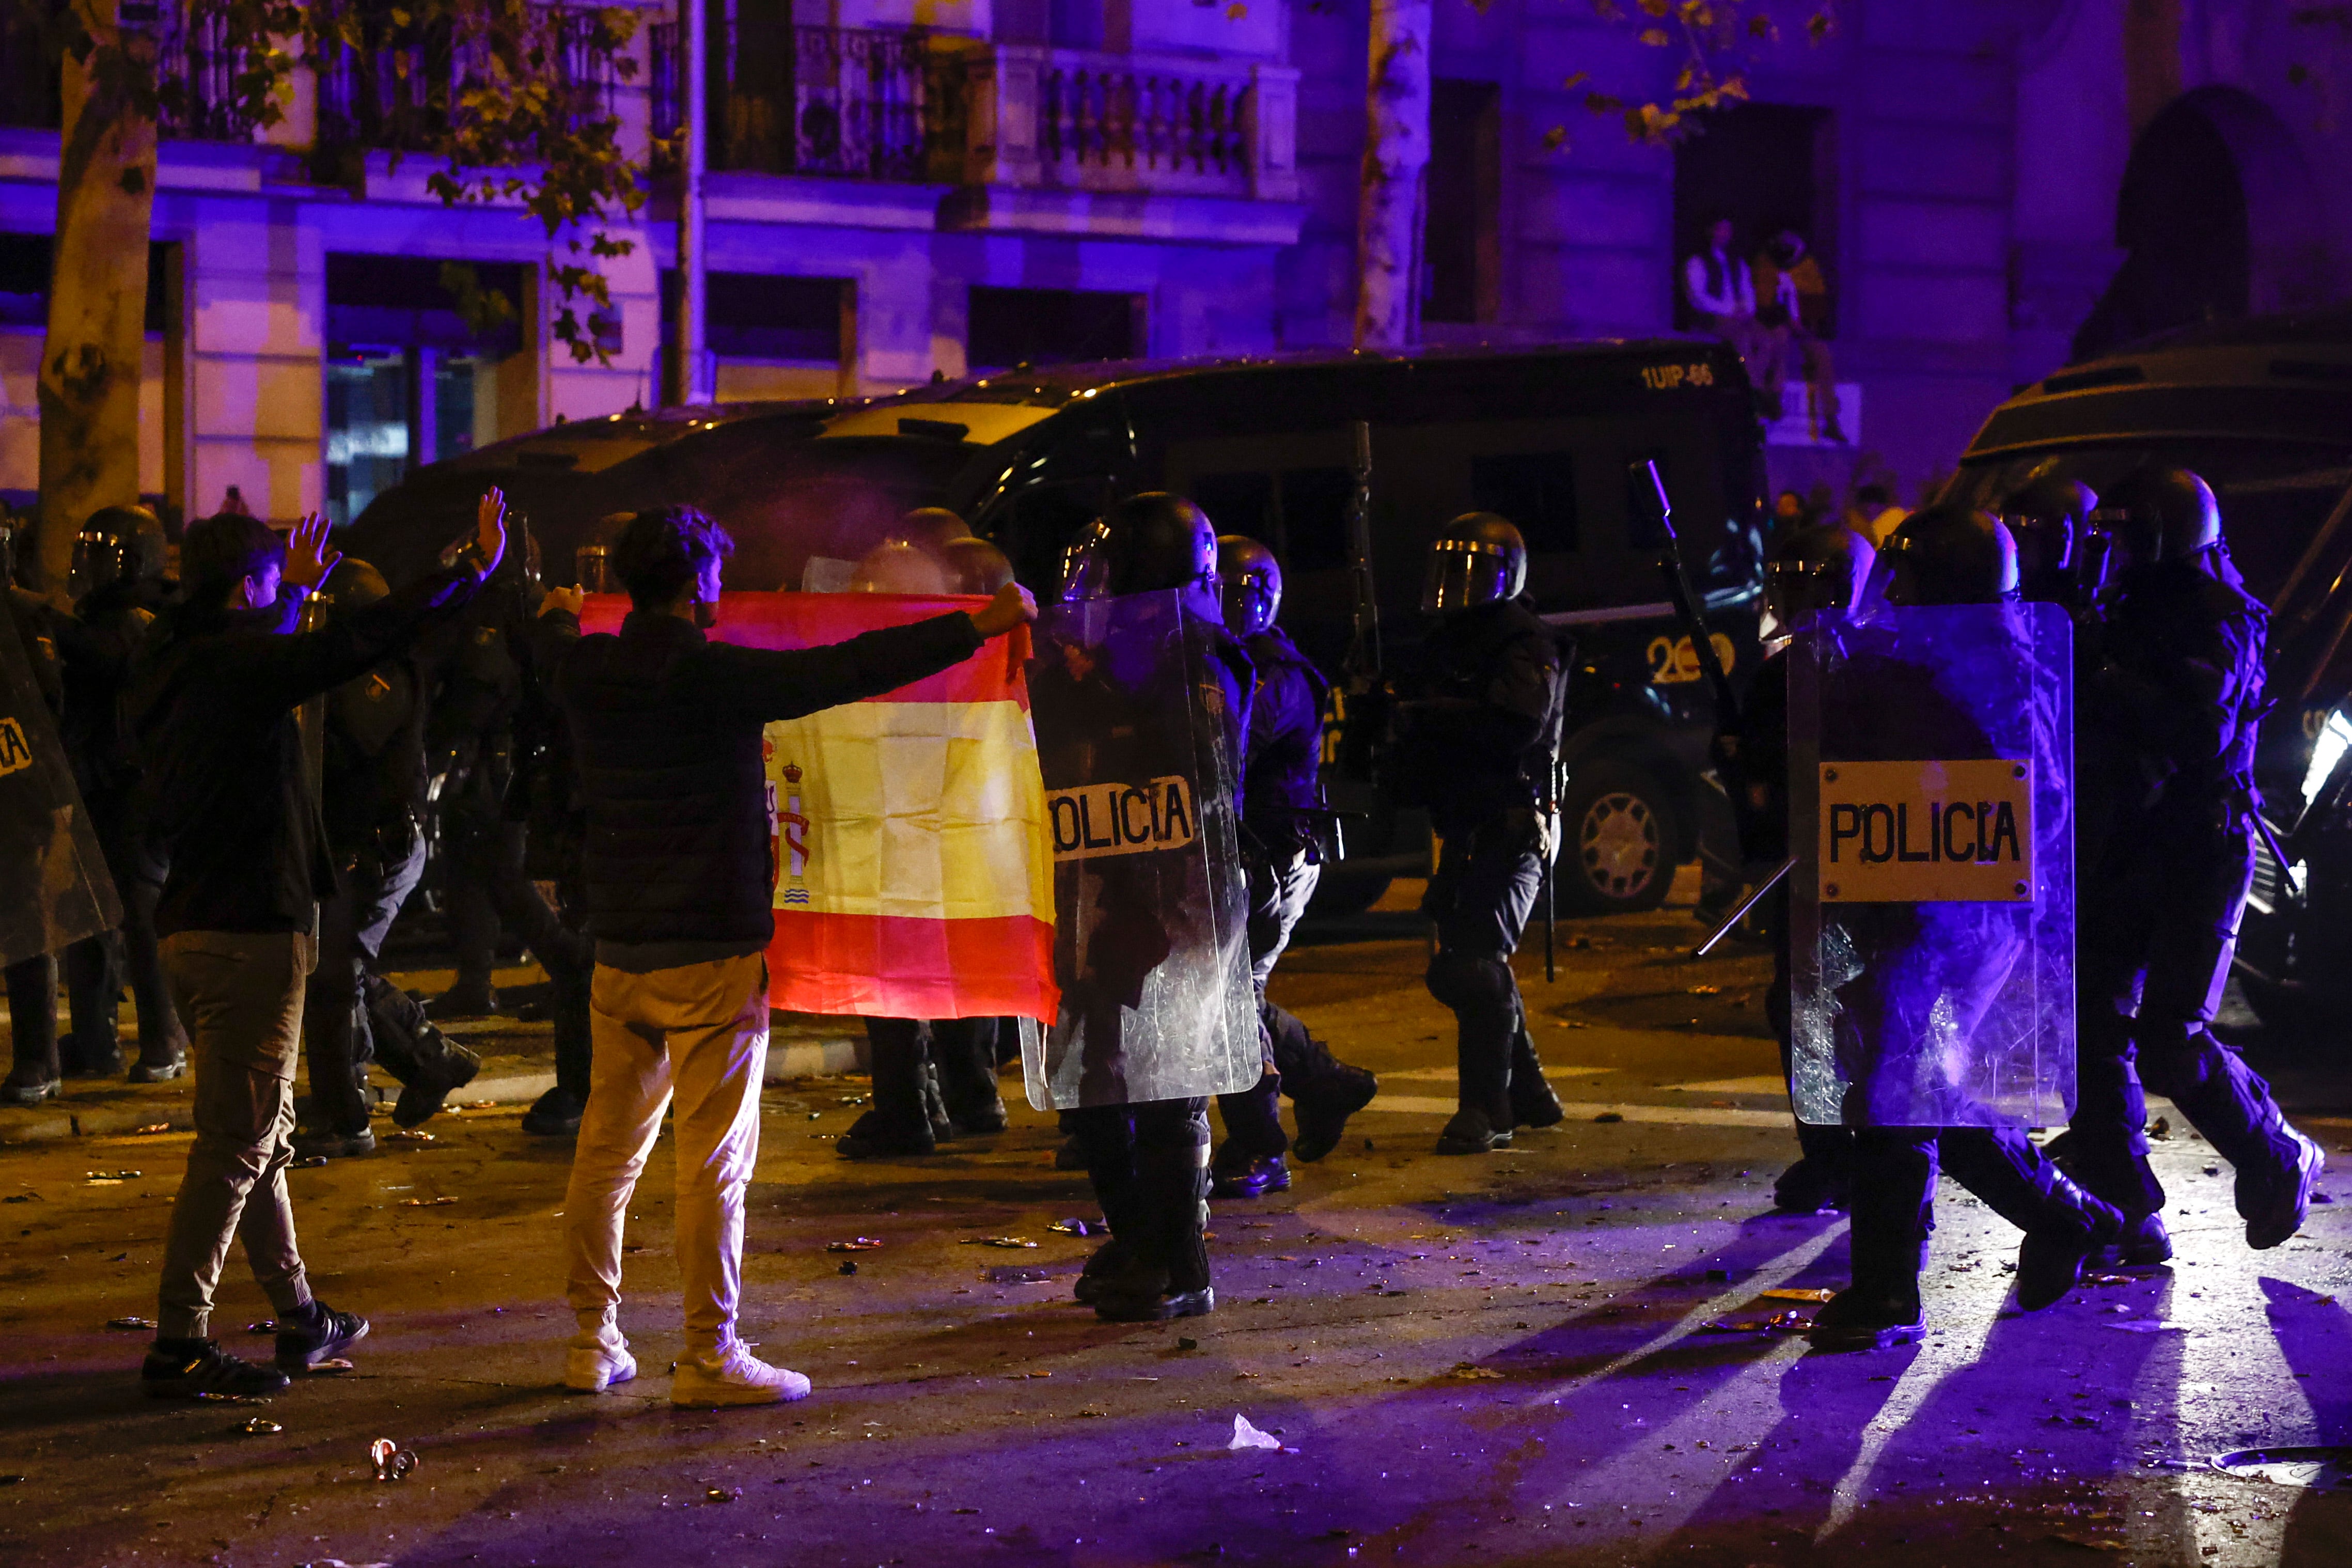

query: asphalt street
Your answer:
[2,872,2348,1567]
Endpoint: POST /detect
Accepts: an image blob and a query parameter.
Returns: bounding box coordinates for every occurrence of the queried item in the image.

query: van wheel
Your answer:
[1557,761,1676,915]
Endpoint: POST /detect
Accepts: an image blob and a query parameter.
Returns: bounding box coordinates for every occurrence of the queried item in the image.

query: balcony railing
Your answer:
[0,2,260,139]
[660,18,940,181]
[313,5,622,161]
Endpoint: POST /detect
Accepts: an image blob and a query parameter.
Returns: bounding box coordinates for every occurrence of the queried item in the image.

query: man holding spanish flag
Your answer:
[536,506,1034,1406]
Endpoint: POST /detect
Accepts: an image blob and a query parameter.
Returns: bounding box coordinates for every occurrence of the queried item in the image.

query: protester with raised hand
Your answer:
[132,494,507,1399]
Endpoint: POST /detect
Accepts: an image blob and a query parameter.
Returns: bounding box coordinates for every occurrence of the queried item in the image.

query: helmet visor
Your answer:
[1220,566,1278,637]
[1421,538,1513,614]
[1060,517,1115,601]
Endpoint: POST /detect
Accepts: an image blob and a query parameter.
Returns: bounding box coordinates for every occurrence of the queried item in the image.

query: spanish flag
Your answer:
[581,593,1058,1022]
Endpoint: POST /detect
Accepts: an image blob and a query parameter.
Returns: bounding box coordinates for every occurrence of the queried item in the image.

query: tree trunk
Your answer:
[1355,0,1431,351]
[35,5,158,599]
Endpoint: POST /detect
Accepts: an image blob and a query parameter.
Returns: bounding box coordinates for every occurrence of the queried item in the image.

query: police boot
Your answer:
[1813,1132,1931,1351]
[2240,1108,2327,1251]
[1210,1143,1291,1201]
[840,1020,937,1159]
[1507,1021,1565,1130]
[1435,1107,1513,1156]
[921,1058,953,1146]
[2093,1212,2174,1268]
[1212,1071,1289,1197]
[390,1025,480,1130]
[932,1018,1008,1135]
[1772,1156,1851,1215]
[1271,1005,1377,1163]
[1096,1144,1213,1323]
[2014,1174,2124,1312]
[2,954,64,1106]
[60,933,125,1078]
[429,980,499,1020]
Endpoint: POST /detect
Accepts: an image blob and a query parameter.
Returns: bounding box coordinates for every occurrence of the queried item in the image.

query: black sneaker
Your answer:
[1434,1108,1512,1156]
[1291,1067,1378,1164]
[143,1339,291,1399]
[392,1033,480,1128]
[520,1084,584,1138]
[1210,1153,1291,1200]
[1807,1285,1923,1351]
[290,1124,377,1161]
[275,1301,370,1371]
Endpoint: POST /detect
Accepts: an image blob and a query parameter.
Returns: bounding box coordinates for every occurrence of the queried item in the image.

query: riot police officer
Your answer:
[2065,468,2324,1262]
[1740,522,1874,1213]
[295,562,482,1158]
[60,505,186,1081]
[1208,535,1378,1196]
[1997,466,2101,609]
[1392,514,1569,1155]
[1058,492,1252,1321]
[1810,505,2124,1350]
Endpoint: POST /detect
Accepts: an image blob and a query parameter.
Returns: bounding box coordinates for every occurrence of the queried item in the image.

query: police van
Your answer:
[1943,308,2352,1035]
[349,341,1770,918]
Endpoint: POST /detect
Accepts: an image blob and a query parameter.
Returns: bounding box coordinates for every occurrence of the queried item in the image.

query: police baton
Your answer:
[1692,855,1795,958]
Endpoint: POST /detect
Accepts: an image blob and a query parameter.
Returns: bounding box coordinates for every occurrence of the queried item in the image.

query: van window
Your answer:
[1470,450,1577,553]
[1182,465,1353,573]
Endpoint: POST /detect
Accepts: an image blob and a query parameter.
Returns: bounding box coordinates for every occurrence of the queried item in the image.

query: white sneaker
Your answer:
[670,1342,811,1407]
[563,1330,637,1393]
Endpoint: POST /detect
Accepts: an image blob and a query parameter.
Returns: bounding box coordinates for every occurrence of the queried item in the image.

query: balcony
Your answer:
[312,6,623,165]
[652,23,1299,233]
[0,2,262,139]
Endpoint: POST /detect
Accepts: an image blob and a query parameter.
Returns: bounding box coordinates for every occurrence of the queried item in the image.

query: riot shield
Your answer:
[1021,590,1260,1109]
[1788,600,2072,1127]
[0,594,121,969]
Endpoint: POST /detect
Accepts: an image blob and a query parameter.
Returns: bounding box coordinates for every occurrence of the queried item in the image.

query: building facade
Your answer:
[1,0,2346,527]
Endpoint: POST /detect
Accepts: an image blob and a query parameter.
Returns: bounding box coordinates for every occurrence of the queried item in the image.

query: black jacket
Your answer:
[132,567,484,937]
[547,605,984,960]
[1392,596,1570,834]
[1240,625,1327,857]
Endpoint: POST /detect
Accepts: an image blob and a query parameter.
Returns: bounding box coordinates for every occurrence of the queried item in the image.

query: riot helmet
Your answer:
[939,536,1014,595]
[72,504,166,596]
[1061,491,1218,601]
[2090,466,2221,575]
[1421,512,1527,615]
[1997,466,2096,588]
[1876,504,2019,607]
[850,537,952,594]
[891,507,972,551]
[1216,534,1282,638]
[1764,523,1874,630]
[331,558,390,610]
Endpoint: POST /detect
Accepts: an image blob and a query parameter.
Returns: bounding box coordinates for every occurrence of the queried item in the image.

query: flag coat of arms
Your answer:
[582,593,1057,1021]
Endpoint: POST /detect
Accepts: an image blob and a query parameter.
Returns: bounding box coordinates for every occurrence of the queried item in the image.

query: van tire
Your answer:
[1556,760,1676,915]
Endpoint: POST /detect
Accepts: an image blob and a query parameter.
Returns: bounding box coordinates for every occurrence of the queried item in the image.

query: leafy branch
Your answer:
[1545,0,1837,151]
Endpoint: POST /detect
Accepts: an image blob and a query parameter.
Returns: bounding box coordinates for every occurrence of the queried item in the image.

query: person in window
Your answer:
[1683,217,1777,414]
[1753,230,1845,443]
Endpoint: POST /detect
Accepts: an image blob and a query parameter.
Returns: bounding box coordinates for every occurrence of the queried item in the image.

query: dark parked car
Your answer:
[1944,308,2352,1036]
[350,341,1771,916]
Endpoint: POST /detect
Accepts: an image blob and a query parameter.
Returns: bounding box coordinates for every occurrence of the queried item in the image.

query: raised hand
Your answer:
[971,579,1038,639]
[473,487,510,578]
[281,512,342,593]
[538,584,585,618]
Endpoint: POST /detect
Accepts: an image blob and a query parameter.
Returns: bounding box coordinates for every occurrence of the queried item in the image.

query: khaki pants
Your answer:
[156,930,318,1341]
[562,953,769,1357]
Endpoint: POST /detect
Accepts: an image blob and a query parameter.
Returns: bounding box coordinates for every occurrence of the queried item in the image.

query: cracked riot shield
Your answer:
[1788,601,2073,1128]
[1020,590,1259,1110]
[0,594,120,969]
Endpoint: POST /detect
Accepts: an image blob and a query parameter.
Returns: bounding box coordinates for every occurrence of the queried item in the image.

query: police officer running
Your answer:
[2063,468,2325,1263]
[1392,514,1570,1156]
[1208,536,1379,1197]
[1809,506,2124,1350]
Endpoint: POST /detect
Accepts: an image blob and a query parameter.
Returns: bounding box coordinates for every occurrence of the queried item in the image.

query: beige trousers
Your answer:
[156,930,319,1341]
[562,953,769,1357]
